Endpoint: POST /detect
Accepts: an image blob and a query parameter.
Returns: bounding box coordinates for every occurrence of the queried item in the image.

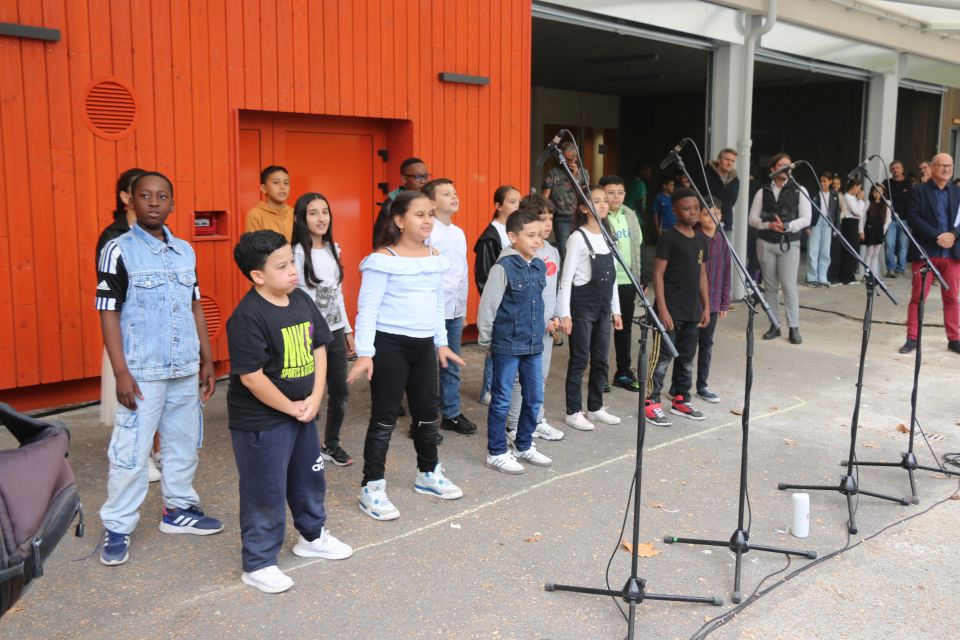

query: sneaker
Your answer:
[414,463,463,500]
[513,443,552,467]
[441,413,478,435]
[587,407,621,425]
[241,565,294,594]
[99,529,130,566]
[696,388,721,403]
[486,451,524,475]
[292,528,353,560]
[359,479,400,520]
[533,420,564,441]
[948,340,960,354]
[159,505,224,535]
[898,339,917,354]
[644,399,672,427]
[147,455,161,483]
[603,381,612,393]
[320,443,353,467]
[564,412,595,431]
[885,271,897,279]
[670,395,706,421]
[612,373,641,392]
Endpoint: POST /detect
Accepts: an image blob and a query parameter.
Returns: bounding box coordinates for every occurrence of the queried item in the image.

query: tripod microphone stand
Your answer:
[778,161,910,534]
[844,161,960,501]
[539,132,722,640]
[661,146,814,605]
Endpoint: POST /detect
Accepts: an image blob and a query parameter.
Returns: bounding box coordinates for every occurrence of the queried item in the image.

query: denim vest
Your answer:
[491,254,546,356]
[115,224,201,380]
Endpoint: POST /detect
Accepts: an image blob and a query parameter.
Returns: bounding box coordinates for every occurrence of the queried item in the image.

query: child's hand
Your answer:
[438,346,465,369]
[659,309,674,332]
[344,332,356,357]
[297,395,321,423]
[116,371,144,410]
[859,232,865,241]
[719,310,728,319]
[612,314,623,330]
[199,360,216,402]
[286,400,305,419]
[561,317,573,335]
[698,310,710,328]
[347,356,374,383]
[546,317,560,334]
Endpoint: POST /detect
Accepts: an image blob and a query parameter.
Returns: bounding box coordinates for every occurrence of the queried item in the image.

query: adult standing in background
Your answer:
[884,160,911,278]
[542,142,590,260]
[692,148,740,232]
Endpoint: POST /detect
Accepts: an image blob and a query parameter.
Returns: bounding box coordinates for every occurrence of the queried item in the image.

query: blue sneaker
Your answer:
[159,505,224,536]
[99,529,130,566]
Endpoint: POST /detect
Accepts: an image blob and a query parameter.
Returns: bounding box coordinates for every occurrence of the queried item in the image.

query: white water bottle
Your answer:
[791,493,810,538]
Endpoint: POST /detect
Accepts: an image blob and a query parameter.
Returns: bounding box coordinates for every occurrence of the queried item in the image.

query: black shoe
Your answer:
[898,339,917,354]
[788,327,802,344]
[441,413,478,435]
[612,372,641,392]
[603,381,612,393]
[762,325,781,340]
[948,341,960,354]
[885,271,897,279]
[319,443,353,467]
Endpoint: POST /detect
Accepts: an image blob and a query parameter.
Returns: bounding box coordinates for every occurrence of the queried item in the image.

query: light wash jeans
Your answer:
[805,217,832,284]
[439,316,464,418]
[885,221,908,273]
[507,331,553,430]
[100,374,203,533]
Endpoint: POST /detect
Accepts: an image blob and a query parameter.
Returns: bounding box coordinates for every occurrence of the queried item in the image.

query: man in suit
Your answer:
[805,171,840,287]
[900,153,960,354]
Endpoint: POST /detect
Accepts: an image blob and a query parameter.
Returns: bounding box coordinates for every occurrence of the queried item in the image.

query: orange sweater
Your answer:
[245,202,294,241]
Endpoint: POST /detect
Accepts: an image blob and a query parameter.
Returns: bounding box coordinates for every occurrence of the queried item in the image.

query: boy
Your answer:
[423,178,477,436]
[245,165,294,241]
[646,187,710,427]
[227,230,352,594]
[600,175,644,392]
[478,209,553,474]
[696,198,731,403]
[95,172,222,566]
[654,175,677,235]
[373,157,431,245]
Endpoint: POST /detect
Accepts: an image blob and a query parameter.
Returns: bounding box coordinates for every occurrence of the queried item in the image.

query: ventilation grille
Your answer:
[83,79,138,139]
[200,295,223,343]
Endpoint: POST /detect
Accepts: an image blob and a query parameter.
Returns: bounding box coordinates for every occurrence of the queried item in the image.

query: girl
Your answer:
[558,186,623,431]
[292,193,355,466]
[348,191,466,521]
[840,179,866,285]
[862,185,891,279]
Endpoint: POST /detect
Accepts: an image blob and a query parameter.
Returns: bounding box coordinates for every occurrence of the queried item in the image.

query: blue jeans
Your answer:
[507,332,552,429]
[805,217,832,284]
[487,352,543,456]
[100,374,203,534]
[440,316,463,418]
[885,221,908,273]
[554,215,573,261]
[478,352,493,403]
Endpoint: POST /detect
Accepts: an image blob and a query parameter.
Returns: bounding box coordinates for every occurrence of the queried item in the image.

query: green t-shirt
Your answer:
[607,207,633,285]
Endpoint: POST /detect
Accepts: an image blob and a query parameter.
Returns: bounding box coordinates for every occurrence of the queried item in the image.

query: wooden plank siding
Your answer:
[0,0,532,410]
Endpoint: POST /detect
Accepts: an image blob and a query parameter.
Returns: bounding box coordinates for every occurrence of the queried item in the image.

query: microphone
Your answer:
[768,161,798,180]
[659,140,687,170]
[536,133,563,167]
[847,159,868,180]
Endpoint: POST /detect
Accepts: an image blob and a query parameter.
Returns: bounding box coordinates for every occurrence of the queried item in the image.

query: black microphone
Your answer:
[659,140,686,170]
[536,133,563,167]
[847,159,868,180]
[768,161,798,180]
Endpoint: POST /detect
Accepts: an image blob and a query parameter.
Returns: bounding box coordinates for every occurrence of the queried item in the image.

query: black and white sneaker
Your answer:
[320,443,353,466]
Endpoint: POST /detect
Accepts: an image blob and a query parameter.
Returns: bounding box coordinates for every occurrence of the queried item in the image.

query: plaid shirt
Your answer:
[703,230,731,313]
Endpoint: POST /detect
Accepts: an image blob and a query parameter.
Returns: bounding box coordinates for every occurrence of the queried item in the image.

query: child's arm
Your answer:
[348,263,387,382]
[651,258,671,331]
[296,346,327,423]
[192,298,216,402]
[698,262,711,328]
[239,370,306,418]
[557,233,581,334]
[477,264,508,348]
[100,311,142,409]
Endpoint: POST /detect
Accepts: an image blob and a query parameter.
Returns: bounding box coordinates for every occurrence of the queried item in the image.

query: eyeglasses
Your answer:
[403,173,431,182]
[932,163,954,169]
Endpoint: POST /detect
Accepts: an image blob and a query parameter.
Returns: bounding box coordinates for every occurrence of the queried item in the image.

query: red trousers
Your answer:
[906,257,960,342]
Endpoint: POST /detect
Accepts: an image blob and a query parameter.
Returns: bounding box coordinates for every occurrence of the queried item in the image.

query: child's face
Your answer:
[538,211,553,238]
[132,175,174,232]
[673,196,700,227]
[699,206,719,232]
[431,183,459,215]
[820,176,831,192]
[663,181,675,194]
[508,221,543,260]
[401,162,430,191]
[590,189,609,218]
[396,196,435,243]
[832,177,842,191]
[261,171,290,206]
[603,183,626,212]
[305,198,330,239]
[253,243,299,294]
[497,189,521,218]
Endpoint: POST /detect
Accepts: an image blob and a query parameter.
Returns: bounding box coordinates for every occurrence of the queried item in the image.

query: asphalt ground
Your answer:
[2,272,958,640]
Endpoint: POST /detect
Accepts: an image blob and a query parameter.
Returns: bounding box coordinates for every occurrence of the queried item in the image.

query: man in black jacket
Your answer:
[692,148,739,232]
[805,171,840,287]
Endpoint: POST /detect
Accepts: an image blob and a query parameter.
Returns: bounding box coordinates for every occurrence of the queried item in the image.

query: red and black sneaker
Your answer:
[670,395,706,421]
[644,399,672,427]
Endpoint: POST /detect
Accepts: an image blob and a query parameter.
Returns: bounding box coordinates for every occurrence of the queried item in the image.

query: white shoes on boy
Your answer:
[359,479,400,521]
[533,420,564,440]
[513,443,552,467]
[564,412,595,431]
[587,408,621,425]
[414,463,464,500]
[292,527,353,560]
[486,452,525,474]
[241,565,294,594]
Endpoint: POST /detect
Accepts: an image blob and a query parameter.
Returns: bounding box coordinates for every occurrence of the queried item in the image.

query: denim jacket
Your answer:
[115,224,201,380]
[477,247,546,356]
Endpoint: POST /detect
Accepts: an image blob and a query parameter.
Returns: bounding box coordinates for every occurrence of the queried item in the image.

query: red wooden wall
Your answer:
[0,0,532,410]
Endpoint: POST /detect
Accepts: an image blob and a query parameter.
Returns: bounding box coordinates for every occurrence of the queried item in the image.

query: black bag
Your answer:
[0,403,84,619]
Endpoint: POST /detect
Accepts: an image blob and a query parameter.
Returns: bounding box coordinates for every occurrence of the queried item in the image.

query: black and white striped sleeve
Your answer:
[95,240,128,311]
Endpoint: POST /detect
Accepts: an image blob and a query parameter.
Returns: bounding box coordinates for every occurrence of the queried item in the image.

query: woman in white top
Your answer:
[347,191,465,521]
[840,179,866,284]
[558,185,623,431]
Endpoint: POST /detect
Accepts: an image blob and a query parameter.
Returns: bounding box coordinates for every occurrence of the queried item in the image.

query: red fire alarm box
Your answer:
[194,211,221,236]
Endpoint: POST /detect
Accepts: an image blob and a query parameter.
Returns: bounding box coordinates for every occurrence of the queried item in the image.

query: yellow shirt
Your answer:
[245,202,294,241]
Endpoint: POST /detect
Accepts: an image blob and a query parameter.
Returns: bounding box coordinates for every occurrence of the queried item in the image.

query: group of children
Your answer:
[93,161,731,595]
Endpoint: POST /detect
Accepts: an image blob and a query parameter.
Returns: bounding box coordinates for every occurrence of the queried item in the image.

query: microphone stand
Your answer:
[778,162,910,535]
[661,148,813,605]
[540,135,722,640]
[844,162,959,501]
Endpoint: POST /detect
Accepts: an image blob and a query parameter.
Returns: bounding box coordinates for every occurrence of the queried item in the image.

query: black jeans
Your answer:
[323,328,349,448]
[838,218,861,284]
[696,312,718,392]
[613,284,637,376]
[362,332,440,486]
[650,319,699,400]
[566,284,612,414]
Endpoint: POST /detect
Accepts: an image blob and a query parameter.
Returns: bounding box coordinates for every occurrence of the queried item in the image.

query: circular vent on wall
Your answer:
[82,78,138,140]
[200,295,223,344]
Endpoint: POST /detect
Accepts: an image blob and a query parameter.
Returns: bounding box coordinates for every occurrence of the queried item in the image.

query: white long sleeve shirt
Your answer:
[748,183,812,233]
[557,228,621,319]
[428,218,469,319]
[843,193,868,233]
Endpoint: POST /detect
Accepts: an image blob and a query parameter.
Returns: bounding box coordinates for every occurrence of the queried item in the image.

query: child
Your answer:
[645,187,710,427]
[505,194,565,441]
[478,208,553,474]
[654,175,676,235]
[228,230,352,593]
[558,186,623,431]
[373,157,431,245]
[422,178,477,436]
[348,191,466,521]
[245,165,294,240]
[695,198,731,404]
[292,192,356,466]
[862,185,891,278]
[805,172,839,288]
[839,179,866,285]
[474,185,522,403]
[600,175,644,393]
[95,172,221,566]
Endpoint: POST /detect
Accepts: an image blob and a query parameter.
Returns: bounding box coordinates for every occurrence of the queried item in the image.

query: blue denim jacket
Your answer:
[491,252,546,356]
[115,224,201,380]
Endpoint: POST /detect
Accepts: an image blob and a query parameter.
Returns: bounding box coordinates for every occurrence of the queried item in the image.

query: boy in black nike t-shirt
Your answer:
[227,230,352,594]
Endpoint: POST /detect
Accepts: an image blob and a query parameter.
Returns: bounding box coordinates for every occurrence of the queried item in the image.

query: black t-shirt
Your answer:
[226,287,332,431]
[887,178,911,217]
[655,227,708,321]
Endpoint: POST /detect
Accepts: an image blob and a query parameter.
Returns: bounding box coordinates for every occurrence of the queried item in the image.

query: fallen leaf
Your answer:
[621,540,660,558]
[481,582,494,591]
[620,539,633,555]
[784,439,797,446]
[949,495,959,501]
[897,423,910,434]
[863,442,879,448]
[524,532,543,543]
[730,408,743,416]
[647,501,666,510]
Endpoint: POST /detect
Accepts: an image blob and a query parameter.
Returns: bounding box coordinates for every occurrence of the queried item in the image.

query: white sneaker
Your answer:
[485,452,524,474]
[533,420,564,440]
[564,412,595,431]
[292,528,353,560]
[147,456,161,483]
[587,408,621,425]
[241,565,294,594]
[414,463,463,500]
[513,443,552,467]
[358,479,400,521]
